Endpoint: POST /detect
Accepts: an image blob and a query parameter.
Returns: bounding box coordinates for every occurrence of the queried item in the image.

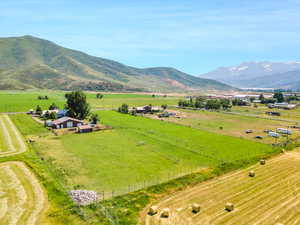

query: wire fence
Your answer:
[97,150,232,201]
[98,165,202,201]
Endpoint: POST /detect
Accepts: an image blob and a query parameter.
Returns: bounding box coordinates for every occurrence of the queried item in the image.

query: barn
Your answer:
[52,117,83,129]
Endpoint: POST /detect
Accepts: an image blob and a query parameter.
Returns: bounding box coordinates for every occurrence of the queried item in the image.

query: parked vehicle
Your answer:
[269,132,280,138]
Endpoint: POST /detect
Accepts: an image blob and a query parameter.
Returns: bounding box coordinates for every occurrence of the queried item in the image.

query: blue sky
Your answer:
[1,0,300,75]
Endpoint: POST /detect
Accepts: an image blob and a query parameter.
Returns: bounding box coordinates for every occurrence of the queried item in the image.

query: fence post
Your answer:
[102,191,104,201]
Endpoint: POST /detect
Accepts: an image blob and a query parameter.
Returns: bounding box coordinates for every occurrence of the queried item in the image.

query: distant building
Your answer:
[268,103,298,110]
[52,117,83,129]
[253,100,262,103]
[134,105,161,114]
[41,109,59,117]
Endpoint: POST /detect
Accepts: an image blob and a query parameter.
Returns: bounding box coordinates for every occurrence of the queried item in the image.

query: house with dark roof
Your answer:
[52,117,83,129]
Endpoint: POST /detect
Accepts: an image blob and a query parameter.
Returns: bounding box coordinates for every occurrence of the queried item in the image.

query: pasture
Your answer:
[0,91,179,112]
[141,151,300,225]
[22,111,274,194]
[154,109,300,144]
[231,105,300,122]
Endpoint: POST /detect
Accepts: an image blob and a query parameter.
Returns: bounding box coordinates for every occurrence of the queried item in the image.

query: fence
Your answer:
[98,165,202,201]
[97,150,231,201]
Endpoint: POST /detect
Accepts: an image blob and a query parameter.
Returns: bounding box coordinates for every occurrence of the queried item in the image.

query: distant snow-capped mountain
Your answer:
[199,61,300,89]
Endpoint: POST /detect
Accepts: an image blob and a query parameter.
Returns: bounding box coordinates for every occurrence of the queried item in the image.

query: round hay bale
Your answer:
[148,206,158,216]
[192,203,201,214]
[249,170,255,177]
[225,202,234,212]
[161,208,170,218]
[260,159,266,165]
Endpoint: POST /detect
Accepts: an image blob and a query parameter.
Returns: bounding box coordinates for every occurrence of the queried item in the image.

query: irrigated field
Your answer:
[232,105,300,122]
[21,111,274,195]
[0,161,48,225]
[0,91,179,112]
[0,114,26,157]
[141,151,300,225]
[152,109,299,144]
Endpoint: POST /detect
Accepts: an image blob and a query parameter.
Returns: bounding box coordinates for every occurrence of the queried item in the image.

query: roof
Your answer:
[42,109,59,115]
[58,109,68,114]
[78,125,92,130]
[52,117,83,125]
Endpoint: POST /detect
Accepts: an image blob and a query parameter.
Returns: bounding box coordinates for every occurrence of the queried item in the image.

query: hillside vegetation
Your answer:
[0,36,233,92]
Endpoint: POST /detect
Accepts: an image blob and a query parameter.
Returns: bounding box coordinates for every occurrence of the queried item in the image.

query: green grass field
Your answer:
[231,105,300,121]
[154,109,299,144]
[0,91,179,112]
[17,111,274,194]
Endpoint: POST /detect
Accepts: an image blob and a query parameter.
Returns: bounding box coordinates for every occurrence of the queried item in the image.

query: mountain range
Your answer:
[0,35,232,92]
[199,61,300,89]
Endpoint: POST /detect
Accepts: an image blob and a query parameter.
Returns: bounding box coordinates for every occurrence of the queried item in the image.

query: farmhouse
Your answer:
[52,117,83,129]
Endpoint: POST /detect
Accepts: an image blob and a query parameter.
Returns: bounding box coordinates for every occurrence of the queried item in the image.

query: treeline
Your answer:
[178,97,232,110]
[258,92,298,104]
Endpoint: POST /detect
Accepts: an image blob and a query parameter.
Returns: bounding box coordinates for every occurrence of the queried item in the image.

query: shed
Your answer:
[78,125,93,133]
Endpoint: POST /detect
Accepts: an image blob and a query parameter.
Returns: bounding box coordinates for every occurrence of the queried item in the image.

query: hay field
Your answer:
[0,91,179,112]
[0,161,48,225]
[0,114,26,157]
[141,151,300,225]
[156,109,299,144]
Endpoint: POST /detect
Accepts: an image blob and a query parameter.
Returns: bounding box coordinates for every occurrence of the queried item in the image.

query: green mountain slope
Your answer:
[0,35,233,92]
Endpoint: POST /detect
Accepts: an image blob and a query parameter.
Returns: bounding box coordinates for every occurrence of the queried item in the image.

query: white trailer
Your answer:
[276,128,292,135]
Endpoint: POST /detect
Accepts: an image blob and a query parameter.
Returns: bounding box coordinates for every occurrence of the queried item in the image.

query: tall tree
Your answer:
[89,113,99,124]
[118,104,129,114]
[49,103,58,110]
[273,92,284,103]
[65,91,90,120]
[35,105,42,115]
